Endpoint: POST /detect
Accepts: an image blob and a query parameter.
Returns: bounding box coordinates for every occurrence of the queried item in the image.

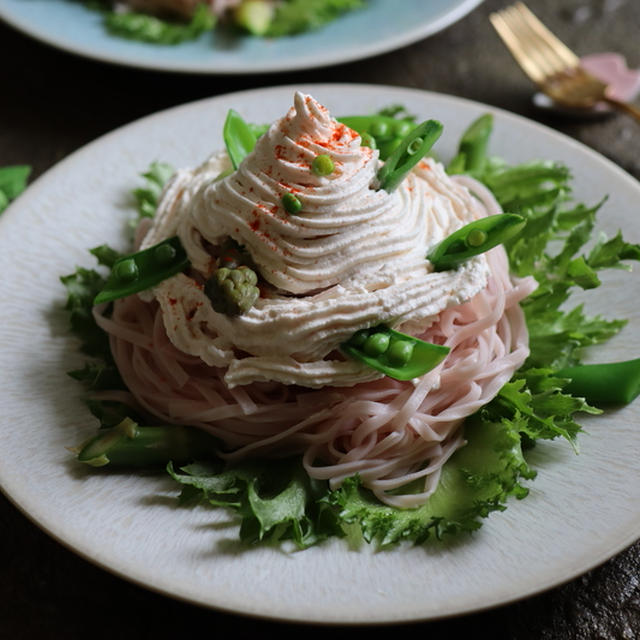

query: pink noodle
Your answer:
[92,177,537,508]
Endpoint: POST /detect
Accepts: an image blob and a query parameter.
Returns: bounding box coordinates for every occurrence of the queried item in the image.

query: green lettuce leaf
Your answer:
[0,165,31,213]
[266,0,365,37]
[168,459,342,547]
[104,4,216,45]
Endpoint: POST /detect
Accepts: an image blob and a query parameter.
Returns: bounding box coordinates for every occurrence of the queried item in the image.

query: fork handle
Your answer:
[603,96,640,123]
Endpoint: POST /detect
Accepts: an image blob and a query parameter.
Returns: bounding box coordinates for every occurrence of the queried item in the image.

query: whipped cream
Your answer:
[141,92,490,388]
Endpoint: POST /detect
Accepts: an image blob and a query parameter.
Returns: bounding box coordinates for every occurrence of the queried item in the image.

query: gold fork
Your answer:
[490,2,640,122]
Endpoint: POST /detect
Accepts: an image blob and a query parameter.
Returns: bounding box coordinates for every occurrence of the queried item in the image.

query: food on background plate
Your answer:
[65,93,640,548]
[83,0,367,44]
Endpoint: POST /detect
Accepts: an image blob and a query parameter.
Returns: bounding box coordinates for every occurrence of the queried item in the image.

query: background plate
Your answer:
[0,84,639,624]
[0,0,483,74]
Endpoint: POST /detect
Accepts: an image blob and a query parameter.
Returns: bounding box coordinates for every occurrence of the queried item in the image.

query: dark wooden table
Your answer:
[1,1,639,637]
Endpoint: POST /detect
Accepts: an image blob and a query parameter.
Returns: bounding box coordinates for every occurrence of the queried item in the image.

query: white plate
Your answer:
[1,84,639,624]
[0,0,483,74]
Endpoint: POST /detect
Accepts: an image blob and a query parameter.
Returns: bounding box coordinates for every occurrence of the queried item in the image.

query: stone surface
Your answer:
[1,0,639,637]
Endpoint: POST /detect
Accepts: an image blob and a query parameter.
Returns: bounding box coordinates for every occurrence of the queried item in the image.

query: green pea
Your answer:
[370,121,390,138]
[154,243,177,265]
[114,259,138,282]
[360,132,377,150]
[387,340,414,366]
[394,121,412,137]
[349,329,370,348]
[282,192,302,214]
[465,229,488,248]
[364,333,390,357]
[407,137,423,155]
[311,154,335,176]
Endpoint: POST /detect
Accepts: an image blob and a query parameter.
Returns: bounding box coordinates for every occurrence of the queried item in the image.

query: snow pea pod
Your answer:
[376,120,443,193]
[556,358,640,406]
[223,109,258,169]
[427,213,525,272]
[342,325,450,381]
[94,236,189,305]
[447,113,493,175]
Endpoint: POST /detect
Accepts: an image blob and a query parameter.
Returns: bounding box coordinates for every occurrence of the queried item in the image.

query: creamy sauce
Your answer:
[141,92,489,388]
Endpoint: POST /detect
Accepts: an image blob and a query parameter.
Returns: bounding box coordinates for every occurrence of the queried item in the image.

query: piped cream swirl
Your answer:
[141,92,490,388]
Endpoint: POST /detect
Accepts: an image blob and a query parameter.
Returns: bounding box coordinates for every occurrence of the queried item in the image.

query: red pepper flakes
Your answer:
[168,297,177,306]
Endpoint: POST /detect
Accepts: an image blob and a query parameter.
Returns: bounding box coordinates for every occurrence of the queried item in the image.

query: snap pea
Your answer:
[427,213,525,272]
[93,236,189,305]
[338,115,416,160]
[342,325,450,381]
[451,113,494,174]
[223,109,258,170]
[556,358,640,406]
[376,120,443,193]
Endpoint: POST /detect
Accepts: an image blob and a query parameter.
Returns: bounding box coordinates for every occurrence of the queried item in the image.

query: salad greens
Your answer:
[103,4,216,45]
[0,165,31,214]
[63,110,640,549]
[79,0,366,45]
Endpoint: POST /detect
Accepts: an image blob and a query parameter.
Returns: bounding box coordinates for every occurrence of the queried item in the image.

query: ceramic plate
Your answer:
[0,0,483,74]
[1,84,639,624]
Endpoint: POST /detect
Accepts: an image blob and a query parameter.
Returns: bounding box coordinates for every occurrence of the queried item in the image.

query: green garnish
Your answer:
[66,112,640,549]
[338,114,415,160]
[447,113,494,175]
[427,214,526,272]
[376,120,443,192]
[265,0,365,37]
[76,418,219,468]
[342,325,450,381]
[311,154,335,176]
[93,236,189,305]
[556,359,640,406]
[223,109,258,170]
[0,165,31,213]
[234,0,275,35]
[103,3,216,44]
[282,192,303,214]
[205,265,260,316]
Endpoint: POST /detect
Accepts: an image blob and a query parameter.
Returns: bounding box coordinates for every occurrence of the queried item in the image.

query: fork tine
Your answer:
[489,10,546,83]
[491,3,581,86]
[500,5,565,79]
[514,3,580,70]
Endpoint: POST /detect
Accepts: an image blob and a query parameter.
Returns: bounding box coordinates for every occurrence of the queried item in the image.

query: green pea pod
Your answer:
[341,325,450,381]
[556,358,640,406]
[376,120,444,193]
[248,123,270,139]
[223,109,258,170]
[337,115,414,160]
[94,236,189,305]
[427,213,525,272]
[456,113,493,174]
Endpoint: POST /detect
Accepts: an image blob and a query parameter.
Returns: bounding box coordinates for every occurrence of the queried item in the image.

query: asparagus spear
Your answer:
[74,418,218,468]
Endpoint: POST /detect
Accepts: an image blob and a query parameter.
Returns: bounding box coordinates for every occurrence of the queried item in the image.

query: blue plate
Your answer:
[0,0,483,74]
